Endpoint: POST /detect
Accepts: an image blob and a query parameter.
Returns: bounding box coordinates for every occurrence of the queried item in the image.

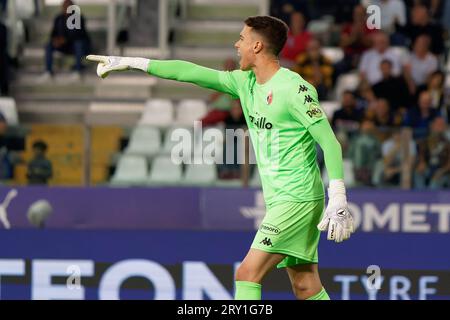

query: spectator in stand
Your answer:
[372,59,412,114]
[280,11,312,68]
[201,58,239,126]
[334,4,375,78]
[332,90,363,132]
[359,31,402,85]
[27,140,53,185]
[404,0,444,24]
[270,0,310,24]
[365,98,400,129]
[293,38,333,99]
[404,90,440,139]
[414,117,450,188]
[355,81,377,110]
[375,129,416,187]
[41,0,91,81]
[403,34,438,92]
[399,4,444,55]
[348,119,381,186]
[416,70,446,113]
[220,104,247,180]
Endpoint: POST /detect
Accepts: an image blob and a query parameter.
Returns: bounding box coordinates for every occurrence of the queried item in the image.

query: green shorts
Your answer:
[251,199,325,269]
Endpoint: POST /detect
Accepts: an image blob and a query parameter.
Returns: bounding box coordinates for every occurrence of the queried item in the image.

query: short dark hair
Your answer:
[33,140,48,152]
[244,16,288,56]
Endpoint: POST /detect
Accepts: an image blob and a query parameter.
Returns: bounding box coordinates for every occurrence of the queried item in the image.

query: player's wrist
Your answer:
[125,57,151,73]
[328,179,347,201]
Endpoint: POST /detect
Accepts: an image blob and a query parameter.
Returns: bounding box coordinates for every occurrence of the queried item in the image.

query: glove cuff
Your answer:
[127,57,151,73]
[328,179,346,199]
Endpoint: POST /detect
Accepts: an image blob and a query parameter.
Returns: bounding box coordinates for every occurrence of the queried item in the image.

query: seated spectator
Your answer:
[27,141,53,185]
[372,59,412,113]
[293,38,333,99]
[414,117,450,189]
[41,0,91,81]
[359,31,402,85]
[348,119,381,186]
[403,34,438,90]
[403,90,440,139]
[355,81,377,110]
[219,103,247,180]
[335,4,375,77]
[416,70,445,112]
[398,4,444,55]
[201,59,238,126]
[375,129,416,187]
[332,90,363,132]
[365,98,400,129]
[270,0,310,24]
[280,11,312,68]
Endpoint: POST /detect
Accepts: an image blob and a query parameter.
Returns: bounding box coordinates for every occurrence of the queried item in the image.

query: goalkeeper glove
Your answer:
[86,55,150,79]
[318,179,354,243]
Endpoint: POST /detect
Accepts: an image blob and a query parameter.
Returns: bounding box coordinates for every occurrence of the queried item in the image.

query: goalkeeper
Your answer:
[87,16,354,301]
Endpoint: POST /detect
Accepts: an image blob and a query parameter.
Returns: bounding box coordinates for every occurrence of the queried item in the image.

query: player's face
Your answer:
[234,26,256,71]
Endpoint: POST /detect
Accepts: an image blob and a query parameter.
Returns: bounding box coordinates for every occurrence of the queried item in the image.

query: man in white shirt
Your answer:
[404,34,438,87]
[359,31,402,85]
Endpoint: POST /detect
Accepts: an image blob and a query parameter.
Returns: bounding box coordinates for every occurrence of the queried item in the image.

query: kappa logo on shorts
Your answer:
[260,237,273,247]
[259,223,281,235]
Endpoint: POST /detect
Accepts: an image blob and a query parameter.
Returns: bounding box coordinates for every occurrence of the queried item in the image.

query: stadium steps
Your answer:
[186,1,260,21]
[172,0,260,48]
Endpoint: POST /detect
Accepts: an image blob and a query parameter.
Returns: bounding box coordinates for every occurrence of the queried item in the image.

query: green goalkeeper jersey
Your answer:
[219,68,326,206]
[148,62,327,206]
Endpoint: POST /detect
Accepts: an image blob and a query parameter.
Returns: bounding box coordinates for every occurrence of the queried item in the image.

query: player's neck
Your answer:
[252,59,281,85]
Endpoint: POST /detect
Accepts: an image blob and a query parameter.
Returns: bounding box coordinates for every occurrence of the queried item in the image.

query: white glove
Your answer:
[318,179,354,243]
[86,55,150,79]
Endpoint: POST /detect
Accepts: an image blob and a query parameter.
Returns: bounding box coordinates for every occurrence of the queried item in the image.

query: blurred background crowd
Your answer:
[0,0,449,190]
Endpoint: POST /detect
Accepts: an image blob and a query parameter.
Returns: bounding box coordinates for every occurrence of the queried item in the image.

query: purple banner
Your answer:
[1,186,449,233]
[2,187,201,230]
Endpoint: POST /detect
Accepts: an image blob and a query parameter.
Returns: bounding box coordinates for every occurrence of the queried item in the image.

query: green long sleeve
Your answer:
[148,60,233,95]
[308,118,344,180]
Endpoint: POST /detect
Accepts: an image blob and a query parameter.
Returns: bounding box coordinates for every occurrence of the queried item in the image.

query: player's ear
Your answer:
[253,41,263,54]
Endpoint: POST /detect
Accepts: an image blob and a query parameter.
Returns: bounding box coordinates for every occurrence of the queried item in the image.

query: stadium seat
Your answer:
[335,73,359,101]
[307,19,331,34]
[124,126,161,158]
[110,155,148,186]
[182,163,217,186]
[322,47,344,64]
[161,126,193,157]
[175,99,208,126]
[193,126,224,165]
[0,97,19,125]
[320,101,340,119]
[147,156,182,185]
[139,99,174,128]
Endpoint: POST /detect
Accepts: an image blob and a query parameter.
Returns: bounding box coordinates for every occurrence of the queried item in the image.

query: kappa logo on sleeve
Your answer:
[298,84,308,93]
[306,103,323,118]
